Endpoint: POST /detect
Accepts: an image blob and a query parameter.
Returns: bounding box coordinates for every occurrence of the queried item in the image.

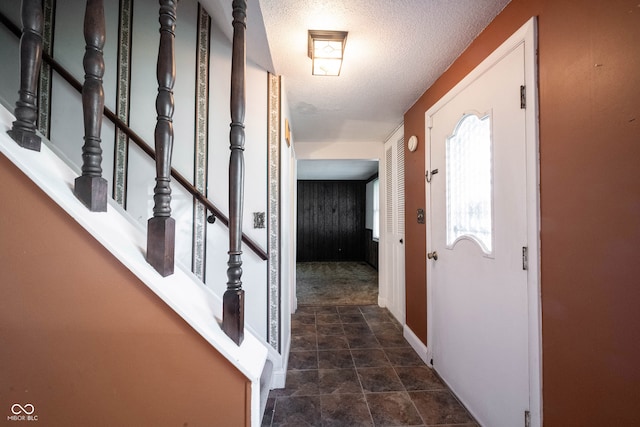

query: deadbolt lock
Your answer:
[427,251,438,261]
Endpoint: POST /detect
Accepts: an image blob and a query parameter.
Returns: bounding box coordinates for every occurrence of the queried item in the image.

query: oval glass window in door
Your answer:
[445,112,493,254]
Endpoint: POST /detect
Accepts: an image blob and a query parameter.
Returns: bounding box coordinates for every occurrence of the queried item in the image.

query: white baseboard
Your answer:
[265,338,290,390]
[403,324,432,367]
[270,367,286,389]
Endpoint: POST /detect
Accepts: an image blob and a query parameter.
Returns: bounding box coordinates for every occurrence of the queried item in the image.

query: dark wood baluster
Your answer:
[223,0,247,345]
[146,0,177,277]
[74,0,108,211]
[7,0,43,151]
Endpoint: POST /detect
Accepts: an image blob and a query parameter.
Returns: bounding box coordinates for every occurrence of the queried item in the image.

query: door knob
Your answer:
[427,251,438,261]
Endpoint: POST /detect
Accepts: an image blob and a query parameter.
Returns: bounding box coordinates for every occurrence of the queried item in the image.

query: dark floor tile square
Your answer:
[317,313,341,324]
[362,310,392,323]
[359,305,387,314]
[317,334,349,350]
[288,351,318,371]
[318,349,354,369]
[341,313,368,324]
[375,331,411,348]
[395,366,445,391]
[315,306,339,314]
[316,323,344,336]
[388,316,404,330]
[384,347,426,366]
[347,333,381,349]
[319,368,363,394]
[337,305,362,315]
[365,392,423,426]
[293,313,316,325]
[320,393,373,426]
[409,390,474,425]
[291,334,317,351]
[270,370,320,397]
[351,349,391,368]
[272,395,321,426]
[295,306,317,315]
[357,366,405,393]
[343,323,373,336]
[292,320,317,336]
[369,321,402,335]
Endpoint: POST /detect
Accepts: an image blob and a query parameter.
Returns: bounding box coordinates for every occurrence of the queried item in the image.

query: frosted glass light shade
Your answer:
[308,30,348,76]
[312,57,343,76]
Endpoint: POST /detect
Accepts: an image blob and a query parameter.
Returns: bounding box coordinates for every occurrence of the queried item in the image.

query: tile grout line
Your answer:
[353,305,378,427]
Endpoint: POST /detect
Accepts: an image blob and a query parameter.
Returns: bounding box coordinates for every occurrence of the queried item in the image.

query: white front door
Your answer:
[427,41,531,426]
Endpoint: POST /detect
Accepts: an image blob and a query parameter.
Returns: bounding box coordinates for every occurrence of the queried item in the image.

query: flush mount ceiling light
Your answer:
[308,30,348,76]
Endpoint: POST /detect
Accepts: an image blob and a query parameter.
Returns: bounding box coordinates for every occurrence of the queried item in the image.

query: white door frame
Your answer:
[425,17,541,427]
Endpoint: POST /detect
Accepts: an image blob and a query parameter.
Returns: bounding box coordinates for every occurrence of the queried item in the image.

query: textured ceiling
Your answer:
[258,0,511,144]
[204,0,511,178]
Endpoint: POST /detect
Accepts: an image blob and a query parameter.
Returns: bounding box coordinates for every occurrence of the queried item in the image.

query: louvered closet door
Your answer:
[383,136,406,321]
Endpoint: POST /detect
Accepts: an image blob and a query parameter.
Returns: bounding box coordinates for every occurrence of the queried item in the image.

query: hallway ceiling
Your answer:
[206,0,511,176]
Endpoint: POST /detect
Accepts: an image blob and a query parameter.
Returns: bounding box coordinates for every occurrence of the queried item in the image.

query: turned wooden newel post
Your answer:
[223,0,247,345]
[7,0,43,151]
[146,0,177,277]
[74,0,108,211]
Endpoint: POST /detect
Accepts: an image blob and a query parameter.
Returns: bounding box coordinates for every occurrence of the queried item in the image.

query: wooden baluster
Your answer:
[223,0,247,345]
[146,0,177,277]
[7,0,43,151]
[74,0,108,211]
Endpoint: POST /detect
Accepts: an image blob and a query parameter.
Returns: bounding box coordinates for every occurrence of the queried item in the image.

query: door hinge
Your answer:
[520,85,526,109]
[524,410,531,427]
[522,247,528,270]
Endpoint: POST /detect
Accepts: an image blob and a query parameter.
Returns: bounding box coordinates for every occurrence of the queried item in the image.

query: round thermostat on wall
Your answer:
[407,135,418,152]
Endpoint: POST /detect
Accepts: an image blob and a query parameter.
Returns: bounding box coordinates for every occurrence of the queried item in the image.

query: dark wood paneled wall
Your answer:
[364,229,378,270]
[297,180,366,262]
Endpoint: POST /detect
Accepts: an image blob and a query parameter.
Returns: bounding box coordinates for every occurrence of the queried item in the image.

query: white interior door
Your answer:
[383,135,406,323]
[427,43,529,426]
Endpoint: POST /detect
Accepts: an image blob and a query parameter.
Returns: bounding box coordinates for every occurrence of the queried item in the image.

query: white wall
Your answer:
[48,0,118,192]
[0,0,271,343]
[206,14,268,340]
[0,3,20,109]
[294,140,382,161]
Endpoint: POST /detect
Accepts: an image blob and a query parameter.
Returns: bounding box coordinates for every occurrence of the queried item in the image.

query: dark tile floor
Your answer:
[262,305,478,427]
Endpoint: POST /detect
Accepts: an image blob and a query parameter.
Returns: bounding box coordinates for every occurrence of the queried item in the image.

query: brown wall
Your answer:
[0,155,250,426]
[403,0,640,424]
